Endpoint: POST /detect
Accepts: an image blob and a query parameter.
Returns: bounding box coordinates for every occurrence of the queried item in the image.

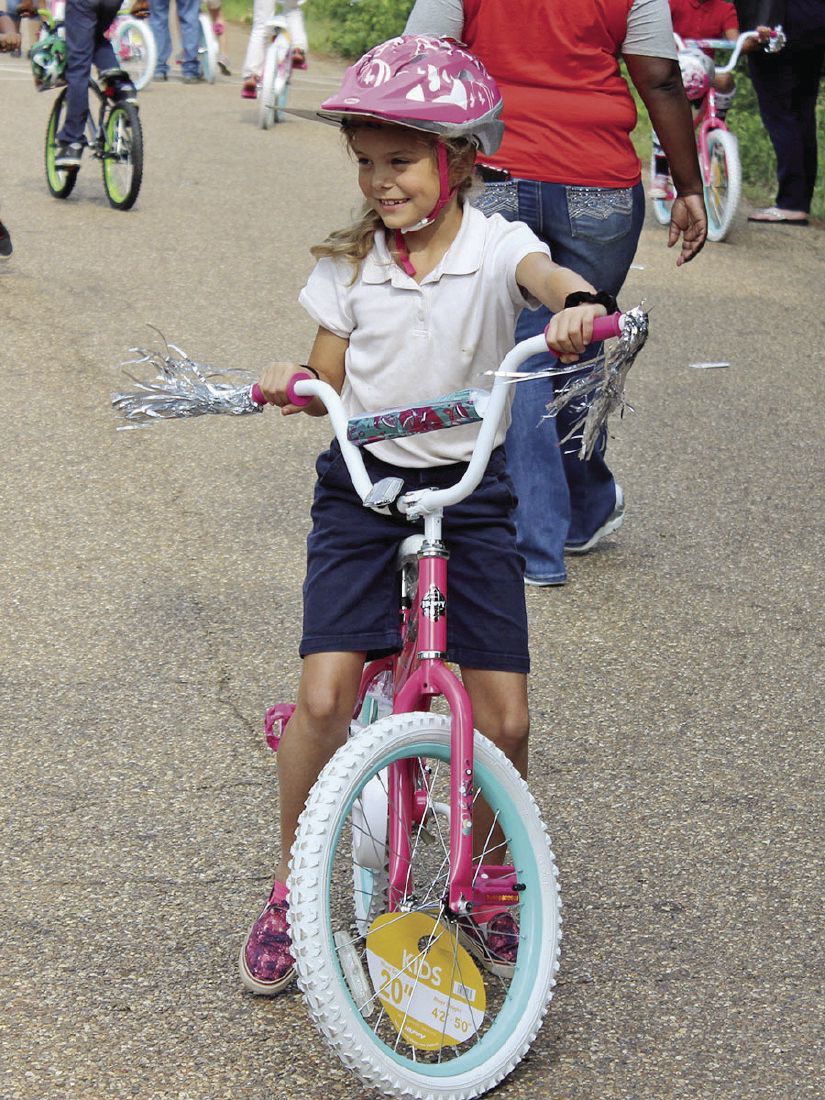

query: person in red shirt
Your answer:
[670,0,740,95]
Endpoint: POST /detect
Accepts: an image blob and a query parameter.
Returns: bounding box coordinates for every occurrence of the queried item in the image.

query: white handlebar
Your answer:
[291,332,550,518]
[676,27,785,75]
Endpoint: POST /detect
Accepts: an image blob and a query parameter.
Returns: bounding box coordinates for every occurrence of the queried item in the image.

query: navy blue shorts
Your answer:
[300,441,530,673]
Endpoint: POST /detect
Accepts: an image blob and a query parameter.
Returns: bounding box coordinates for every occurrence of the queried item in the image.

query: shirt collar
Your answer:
[362,205,485,287]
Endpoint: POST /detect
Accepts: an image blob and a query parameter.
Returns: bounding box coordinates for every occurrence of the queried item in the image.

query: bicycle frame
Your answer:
[294,334,550,919]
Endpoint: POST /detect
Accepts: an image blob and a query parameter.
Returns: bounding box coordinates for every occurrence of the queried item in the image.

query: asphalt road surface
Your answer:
[1,27,823,1100]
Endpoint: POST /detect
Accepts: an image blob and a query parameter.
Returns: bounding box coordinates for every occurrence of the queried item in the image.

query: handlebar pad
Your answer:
[251,382,265,406]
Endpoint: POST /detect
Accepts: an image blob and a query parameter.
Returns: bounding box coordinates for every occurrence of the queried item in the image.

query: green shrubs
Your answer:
[311,0,414,58]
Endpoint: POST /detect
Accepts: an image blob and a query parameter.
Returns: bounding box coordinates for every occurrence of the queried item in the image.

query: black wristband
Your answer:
[563,290,618,314]
[300,364,320,379]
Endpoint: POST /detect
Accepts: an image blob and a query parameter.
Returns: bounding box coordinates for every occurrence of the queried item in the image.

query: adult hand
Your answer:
[130,0,150,18]
[0,31,22,51]
[668,193,707,265]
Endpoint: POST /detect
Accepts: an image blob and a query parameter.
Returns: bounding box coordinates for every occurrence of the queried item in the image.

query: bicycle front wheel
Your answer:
[44,90,78,200]
[112,17,157,90]
[197,14,219,83]
[288,712,562,1100]
[705,128,741,243]
[102,102,143,210]
[258,37,290,129]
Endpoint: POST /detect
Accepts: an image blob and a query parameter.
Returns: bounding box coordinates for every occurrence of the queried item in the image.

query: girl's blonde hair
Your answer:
[311,124,478,275]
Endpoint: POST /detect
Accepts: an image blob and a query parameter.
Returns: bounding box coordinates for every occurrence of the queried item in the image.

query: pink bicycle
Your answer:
[249,316,633,1099]
[112,309,647,1098]
[651,27,785,242]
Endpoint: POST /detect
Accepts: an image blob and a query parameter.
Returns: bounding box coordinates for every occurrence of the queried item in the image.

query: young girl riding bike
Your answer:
[239,34,616,995]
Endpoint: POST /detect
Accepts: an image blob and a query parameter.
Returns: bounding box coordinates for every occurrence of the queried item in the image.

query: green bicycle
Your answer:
[44,76,143,210]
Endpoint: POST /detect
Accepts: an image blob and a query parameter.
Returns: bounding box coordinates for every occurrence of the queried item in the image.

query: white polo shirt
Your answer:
[298,204,551,467]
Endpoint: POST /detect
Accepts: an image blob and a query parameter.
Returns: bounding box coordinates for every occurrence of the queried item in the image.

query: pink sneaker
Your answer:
[241,77,258,99]
[291,47,307,70]
[238,880,296,994]
[458,910,519,977]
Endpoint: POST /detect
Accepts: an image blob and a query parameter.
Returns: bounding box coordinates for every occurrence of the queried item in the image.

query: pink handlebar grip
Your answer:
[286,370,315,407]
[251,382,265,405]
[544,311,623,351]
[590,312,623,341]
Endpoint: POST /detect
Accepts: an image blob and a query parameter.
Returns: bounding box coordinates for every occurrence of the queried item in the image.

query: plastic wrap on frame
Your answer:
[346,388,489,447]
[545,304,650,459]
[112,331,262,428]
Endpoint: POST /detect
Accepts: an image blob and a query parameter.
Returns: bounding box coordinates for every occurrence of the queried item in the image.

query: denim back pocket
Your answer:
[566,186,634,243]
[471,179,520,218]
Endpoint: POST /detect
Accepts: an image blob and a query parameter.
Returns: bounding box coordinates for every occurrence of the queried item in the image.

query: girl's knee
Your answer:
[480,709,529,758]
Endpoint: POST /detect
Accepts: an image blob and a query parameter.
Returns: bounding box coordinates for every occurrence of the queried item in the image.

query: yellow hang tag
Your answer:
[365,911,486,1050]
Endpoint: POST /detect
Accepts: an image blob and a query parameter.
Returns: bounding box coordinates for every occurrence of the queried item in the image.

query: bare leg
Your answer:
[273,651,364,884]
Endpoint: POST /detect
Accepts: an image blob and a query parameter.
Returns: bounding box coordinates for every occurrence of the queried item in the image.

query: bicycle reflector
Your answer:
[30,33,67,91]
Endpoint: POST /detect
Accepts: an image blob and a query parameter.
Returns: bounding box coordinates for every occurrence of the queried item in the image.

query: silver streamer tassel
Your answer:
[545,303,650,459]
[112,329,263,429]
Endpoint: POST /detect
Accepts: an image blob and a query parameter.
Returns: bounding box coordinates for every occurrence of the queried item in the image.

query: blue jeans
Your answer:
[57,0,119,145]
[150,0,201,76]
[494,179,645,582]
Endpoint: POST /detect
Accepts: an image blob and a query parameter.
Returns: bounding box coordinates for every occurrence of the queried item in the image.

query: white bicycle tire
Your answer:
[258,37,289,129]
[111,16,157,90]
[258,40,278,129]
[705,128,741,242]
[197,13,219,84]
[288,712,562,1100]
[649,148,673,226]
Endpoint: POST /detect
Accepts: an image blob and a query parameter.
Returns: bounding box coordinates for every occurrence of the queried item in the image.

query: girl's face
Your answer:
[350,127,442,231]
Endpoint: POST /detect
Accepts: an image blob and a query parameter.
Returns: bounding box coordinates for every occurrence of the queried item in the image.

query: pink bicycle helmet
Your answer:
[319,35,504,156]
[678,48,715,101]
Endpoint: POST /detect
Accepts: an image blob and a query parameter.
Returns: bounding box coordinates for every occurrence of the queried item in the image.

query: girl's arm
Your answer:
[257,326,348,417]
[516,253,609,364]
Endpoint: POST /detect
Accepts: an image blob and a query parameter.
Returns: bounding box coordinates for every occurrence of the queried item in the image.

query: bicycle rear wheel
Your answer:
[705,128,741,243]
[44,90,78,200]
[112,17,156,90]
[197,14,219,83]
[288,713,561,1100]
[102,102,143,210]
[258,36,290,129]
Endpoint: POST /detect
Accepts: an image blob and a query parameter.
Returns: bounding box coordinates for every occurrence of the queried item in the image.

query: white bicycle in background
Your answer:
[109,4,156,90]
[258,0,304,129]
[195,3,219,83]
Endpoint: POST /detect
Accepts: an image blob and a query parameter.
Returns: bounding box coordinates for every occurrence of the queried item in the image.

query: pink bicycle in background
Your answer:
[112,308,649,1098]
[651,27,785,242]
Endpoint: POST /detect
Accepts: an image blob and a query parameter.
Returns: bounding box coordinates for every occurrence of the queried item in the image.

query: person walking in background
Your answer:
[741,0,825,225]
[54,0,139,167]
[150,0,202,82]
[406,0,706,586]
[240,0,307,99]
[651,0,770,198]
